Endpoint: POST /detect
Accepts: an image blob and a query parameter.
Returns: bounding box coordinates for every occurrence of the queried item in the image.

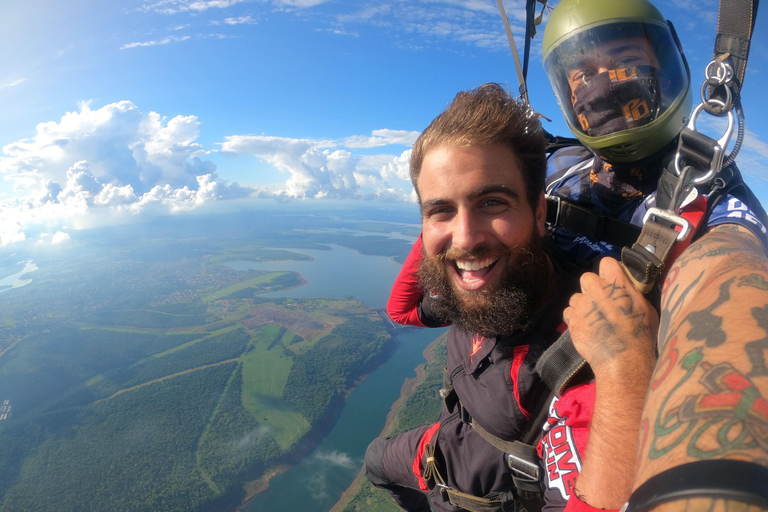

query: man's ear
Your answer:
[535,192,547,237]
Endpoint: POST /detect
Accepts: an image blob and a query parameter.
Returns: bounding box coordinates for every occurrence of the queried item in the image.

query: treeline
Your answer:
[109,328,251,389]
[222,273,303,300]
[84,308,210,328]
[283,317,390,424]
[0,364,236,512]
[0,329,203,412]
[391,336,446,435]
[197,365,282,489]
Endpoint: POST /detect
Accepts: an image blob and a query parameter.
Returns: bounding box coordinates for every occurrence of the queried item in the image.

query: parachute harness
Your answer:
[620,0,754,294]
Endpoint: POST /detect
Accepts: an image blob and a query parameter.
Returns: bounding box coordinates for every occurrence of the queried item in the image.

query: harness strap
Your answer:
[546,196,642,249]
[422,424,518,512]
[535,330,589,396]
[707,0,760,113]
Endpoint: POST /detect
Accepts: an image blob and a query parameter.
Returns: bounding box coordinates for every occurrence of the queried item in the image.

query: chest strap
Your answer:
[546,195,642,249]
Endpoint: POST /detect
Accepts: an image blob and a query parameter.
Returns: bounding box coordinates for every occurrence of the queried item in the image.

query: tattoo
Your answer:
[658,271,704,351]
[746,306,768,377]
[739,273,768,291]
[586,281,650,362]
[652,336,679,389]
[650,349,768,460]
[682,278,733,348]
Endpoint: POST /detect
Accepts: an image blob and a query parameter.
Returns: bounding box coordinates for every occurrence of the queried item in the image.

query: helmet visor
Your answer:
[544,21,688,139]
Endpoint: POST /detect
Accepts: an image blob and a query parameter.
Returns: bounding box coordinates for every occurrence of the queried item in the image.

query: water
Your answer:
[242,328,445,512]
[226,244,403,308]
[230,242,447,512]
[0,260,37,294]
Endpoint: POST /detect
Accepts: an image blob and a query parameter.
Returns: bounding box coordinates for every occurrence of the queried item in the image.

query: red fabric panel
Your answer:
[387,235,427,327]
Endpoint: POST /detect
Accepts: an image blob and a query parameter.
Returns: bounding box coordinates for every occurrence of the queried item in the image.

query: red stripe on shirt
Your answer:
[510,345,531,420]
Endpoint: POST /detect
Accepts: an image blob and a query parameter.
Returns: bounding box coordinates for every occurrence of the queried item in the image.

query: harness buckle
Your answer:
[506,453,540,483]
[674,100,735,185]
[642,207,691,242]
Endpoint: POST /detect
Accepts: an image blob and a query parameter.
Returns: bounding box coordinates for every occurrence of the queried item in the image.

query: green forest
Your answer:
[0,266,393,512]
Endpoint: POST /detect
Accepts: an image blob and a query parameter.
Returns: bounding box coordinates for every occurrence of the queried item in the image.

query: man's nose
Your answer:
[452,209,485,252]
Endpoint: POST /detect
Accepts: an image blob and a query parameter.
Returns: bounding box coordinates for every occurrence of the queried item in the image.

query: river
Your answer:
[227,243,447,512]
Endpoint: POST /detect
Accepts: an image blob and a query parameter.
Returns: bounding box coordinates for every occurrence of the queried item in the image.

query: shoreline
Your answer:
[231,325,406,512]
[328,334,441,512]
[235,465,291,511]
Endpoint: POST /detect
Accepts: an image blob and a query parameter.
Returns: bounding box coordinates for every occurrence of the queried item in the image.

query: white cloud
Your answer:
[221,133,416,201]
[212,15,256,25]
[140,0,247,14]
[276,0,329,7]
[339,129,421,149]
[121,35,191,49]
[51,231,70,244]
[313,450,357,469]
[0,101,253,247]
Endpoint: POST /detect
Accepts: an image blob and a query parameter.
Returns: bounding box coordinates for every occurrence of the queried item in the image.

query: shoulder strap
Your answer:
[546,196,642,249]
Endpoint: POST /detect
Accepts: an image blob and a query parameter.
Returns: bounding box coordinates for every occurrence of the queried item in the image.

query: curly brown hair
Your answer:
[410,83,547,211]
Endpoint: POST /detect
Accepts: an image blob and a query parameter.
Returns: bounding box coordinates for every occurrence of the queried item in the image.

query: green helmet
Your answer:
[542,0,691,163]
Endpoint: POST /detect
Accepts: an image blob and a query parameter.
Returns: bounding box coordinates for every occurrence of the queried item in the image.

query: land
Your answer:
[0,204,420,512]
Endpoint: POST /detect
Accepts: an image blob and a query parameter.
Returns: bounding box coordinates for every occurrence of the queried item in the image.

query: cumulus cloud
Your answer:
[0,101,252,247]
[221,134,416,201]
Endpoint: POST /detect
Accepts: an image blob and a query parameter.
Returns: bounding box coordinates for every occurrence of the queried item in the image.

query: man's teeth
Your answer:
[455,258,496,271]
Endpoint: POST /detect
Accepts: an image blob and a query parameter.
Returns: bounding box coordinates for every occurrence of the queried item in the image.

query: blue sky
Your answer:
[0,0,766,246]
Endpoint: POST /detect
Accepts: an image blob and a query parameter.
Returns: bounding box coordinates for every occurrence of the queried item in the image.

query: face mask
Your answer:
[571,65,661,137]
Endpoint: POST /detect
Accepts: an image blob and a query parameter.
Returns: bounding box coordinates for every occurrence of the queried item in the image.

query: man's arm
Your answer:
[563,257,659,510]
[633,224,768,509]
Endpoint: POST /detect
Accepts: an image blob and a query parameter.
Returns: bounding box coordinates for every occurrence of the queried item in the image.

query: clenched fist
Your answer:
[563,257,659,379]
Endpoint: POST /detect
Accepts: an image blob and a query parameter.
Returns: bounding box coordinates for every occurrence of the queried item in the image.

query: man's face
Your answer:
[416,144,549,334]
[566,36,658,93]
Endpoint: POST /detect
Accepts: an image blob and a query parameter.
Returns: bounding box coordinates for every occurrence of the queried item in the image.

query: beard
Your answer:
[417,234,551,337]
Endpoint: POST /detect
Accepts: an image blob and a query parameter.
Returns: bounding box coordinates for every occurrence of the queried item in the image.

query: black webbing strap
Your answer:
[623,459,768,512]
[546,196,642,249]
[423,421,518,512]
[708,0,760,113]
[535,331,589,396]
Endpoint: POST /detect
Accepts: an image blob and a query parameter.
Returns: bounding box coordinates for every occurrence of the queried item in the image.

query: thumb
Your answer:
[598,257,629,285]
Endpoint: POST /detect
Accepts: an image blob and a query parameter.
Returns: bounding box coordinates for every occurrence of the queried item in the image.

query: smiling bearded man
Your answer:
[363,83,659,512]
[417,232,551,337]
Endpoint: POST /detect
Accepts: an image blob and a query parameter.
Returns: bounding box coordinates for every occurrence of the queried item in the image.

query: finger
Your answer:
[562,306,573,326]
[579,271,604,293]
[598,257,628,285]
[568,292,582,308]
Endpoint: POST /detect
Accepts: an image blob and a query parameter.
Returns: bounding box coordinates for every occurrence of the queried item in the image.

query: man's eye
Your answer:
[480,199,507,211]
[426,207,453,219]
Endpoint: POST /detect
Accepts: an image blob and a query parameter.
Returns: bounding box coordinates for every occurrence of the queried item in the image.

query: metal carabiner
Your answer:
[674,99,735,185]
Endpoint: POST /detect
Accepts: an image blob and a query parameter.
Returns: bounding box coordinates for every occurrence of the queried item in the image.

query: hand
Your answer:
[563,257,659,378]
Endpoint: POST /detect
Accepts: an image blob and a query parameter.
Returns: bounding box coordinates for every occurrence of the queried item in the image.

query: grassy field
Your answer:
[241,323,310,449]
[203,271,297,302]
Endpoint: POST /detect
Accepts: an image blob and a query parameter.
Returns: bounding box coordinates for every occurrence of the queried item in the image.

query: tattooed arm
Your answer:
[562,257,659,509]
[634,224,768,510]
